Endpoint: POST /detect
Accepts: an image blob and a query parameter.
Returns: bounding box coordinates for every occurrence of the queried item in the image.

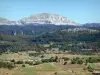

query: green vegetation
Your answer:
[22,63,58,71]
[71,57,84,64]
[0,26,100,54]
[0,61,15,69]
[0,25,100,75]
[86,57,100,63]
[16,60,24,64]
[63,61,67,65]
[41,57,57,63]
[88,63,100,70]
[22,64,25,67]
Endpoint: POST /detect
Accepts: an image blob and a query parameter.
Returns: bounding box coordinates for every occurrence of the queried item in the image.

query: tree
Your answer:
[55,56,58,62]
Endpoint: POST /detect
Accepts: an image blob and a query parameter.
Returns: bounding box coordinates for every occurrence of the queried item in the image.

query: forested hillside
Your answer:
[0,25,100,54]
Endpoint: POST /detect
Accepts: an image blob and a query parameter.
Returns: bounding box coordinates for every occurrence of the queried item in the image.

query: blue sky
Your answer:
[0,0,100,23]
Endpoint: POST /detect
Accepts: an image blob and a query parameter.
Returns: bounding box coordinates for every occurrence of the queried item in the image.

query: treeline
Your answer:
[0,61,14,69]
[71,57,100,65]
[41,56,58,63]
[0,25,75,35]
[0,42,45,54]
[0,27,100,54]
[34,30,100,43]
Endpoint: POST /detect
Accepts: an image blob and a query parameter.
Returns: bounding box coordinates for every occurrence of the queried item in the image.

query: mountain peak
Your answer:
[0,13,79,25]
[0,17,9,22]
[20,13,78,25]
[39,13,50,15]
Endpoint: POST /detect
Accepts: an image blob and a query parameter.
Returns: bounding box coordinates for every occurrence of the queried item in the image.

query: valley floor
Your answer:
[0,52,97,75]
[0,63,93,75]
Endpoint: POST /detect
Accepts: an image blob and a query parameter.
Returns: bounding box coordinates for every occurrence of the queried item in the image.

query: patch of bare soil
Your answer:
[0,68,14,75]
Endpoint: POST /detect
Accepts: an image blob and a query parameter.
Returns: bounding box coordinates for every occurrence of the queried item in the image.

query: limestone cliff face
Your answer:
[0,13,79,25]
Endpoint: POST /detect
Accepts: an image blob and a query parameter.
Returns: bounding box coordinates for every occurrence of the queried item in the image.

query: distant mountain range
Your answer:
[83,23,100,27]
[0,13,79,25]
[0,13,100,27]
[0,18,21,25]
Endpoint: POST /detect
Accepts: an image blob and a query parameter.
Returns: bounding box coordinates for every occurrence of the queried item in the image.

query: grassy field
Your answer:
[22,63,59,71]
[0,63,92,75]
[0,52,97,75]
[0,52,99,61]
[0,52,30,61]
[88,63,100,70]
[44,53,99,59]
[12,63,60,75]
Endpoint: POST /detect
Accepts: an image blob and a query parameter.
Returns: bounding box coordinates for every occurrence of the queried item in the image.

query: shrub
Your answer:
[16,60,23,64]
[71,58,77,64]
[22,64,25,67]
[7,63,14,69]
[77,59,83,64]
[71,57,84,64]
[29,62,33,65]
[42,59,49,63]
[55,56,58,62]
[40,55,44,58]
[34,61,41,65]
[0,61,14,69]
[86,57,100,63]
[29,53,41,57]
[62,57,69,61]
[25,61,33,65]
[63,62,67,65]
[41,57,56,63]
[54,72,57,74]
[71,59,76,64]
[10,59,15,63]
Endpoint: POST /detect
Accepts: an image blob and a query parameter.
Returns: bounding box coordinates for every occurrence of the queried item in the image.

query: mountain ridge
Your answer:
[0,13,79,25]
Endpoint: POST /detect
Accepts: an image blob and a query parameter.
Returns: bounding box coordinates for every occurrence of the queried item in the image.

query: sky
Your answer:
[0,0,100,24]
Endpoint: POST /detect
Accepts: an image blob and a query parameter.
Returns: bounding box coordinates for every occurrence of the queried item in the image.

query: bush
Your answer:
[71,58,77,64]
[41,57,56,63]
[22,64,25,67]
[10,59,15,63]
[63,62,67,65]
[7,63,14,69]
[77,59,83,64]
[50,57,56,62]
[29,62,33,65]
[55,56,58,62]
[25,61,33,65]
[40,55,44,58]
[34,61,41,65]
[16,60,23,64]
[86,57,100,63]
[62,57,69,61]
[87,65,93,72]
[0,61,14,69]
[54,72,57,74]
[71,57,84,64]
[29,53,41,57]
[42,59,49,63]
[71,59,76,64]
